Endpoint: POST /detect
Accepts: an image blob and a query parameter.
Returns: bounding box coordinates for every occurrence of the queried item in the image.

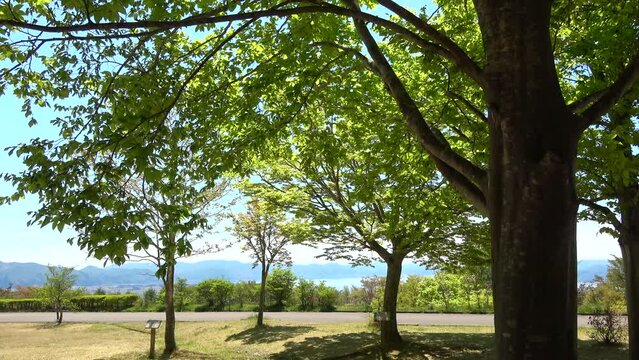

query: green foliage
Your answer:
[581,257,628,314]
[316,282,338,312]
[583,277,627,314]
[167,277,195,312]
[267,268,296,309]
[418,272,464,312]
[416,270,493,313]
[196,279,234,311]
[605,256,626,293]
[398,275,422,310]
[296,278,317,311]
[233,280,259,310]
[457,266,492,312]
[243,89,490,269]
[142,288,157,307]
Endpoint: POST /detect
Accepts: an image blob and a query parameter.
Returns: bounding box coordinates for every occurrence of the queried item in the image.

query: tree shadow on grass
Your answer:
[273,332,494,359]
[270,332,377,359]
[111,323,147,334]
[577,339,628,360]
[400,332,494,359]
[32,322,62,330]
[226,325,315,345]
[99,349,216,360]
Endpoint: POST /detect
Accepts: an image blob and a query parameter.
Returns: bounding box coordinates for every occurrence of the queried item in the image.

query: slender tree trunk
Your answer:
[475,2,579,358]
[441,287,451,312]
[620,197,639,359]
[257,264,268,327]
[380,254,404,349]
[163,263,177,355]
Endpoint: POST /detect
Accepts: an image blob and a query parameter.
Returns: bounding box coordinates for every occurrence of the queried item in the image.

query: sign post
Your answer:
[145,320,162,359]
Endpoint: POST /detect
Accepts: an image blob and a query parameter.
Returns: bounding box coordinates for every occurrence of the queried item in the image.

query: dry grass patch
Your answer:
[0,323,150,359]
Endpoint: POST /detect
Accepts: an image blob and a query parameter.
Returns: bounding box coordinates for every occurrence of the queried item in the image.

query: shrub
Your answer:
[316,282,338,312]
[296,278,317,311]
[588,309,627,345]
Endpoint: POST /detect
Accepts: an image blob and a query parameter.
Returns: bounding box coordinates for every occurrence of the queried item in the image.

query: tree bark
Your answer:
[620,194,639,359]
[380,253,404,349]
[475,2,579,358]
[257,264,268,327]
[163,263,177,354]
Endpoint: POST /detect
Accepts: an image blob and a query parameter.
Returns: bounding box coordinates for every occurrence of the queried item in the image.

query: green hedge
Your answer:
[0,295,140,312]
[0,298,48,312]
[70,295,139,312]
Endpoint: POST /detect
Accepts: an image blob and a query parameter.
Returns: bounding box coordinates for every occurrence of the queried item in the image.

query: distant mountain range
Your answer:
[0,259,610,289]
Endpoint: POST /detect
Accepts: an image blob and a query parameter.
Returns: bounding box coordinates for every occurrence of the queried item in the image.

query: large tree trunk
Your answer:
[620,193,639,359]
[380,253,404,349]
[163,263,177,355]
[257,264,268,327]
[475,2,579,358]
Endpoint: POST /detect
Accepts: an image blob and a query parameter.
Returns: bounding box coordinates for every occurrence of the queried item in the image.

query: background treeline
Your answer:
[1,259,625,315]
[2,267,491,313]
[134,268,495,314]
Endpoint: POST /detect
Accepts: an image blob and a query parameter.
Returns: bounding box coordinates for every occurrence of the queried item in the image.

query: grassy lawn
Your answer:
[0,320,628,359]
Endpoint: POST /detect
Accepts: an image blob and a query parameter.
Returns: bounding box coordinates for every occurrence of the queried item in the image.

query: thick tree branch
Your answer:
[567,89,605,114]
[578,198,621,231]
[579,50,639,131]
[376,0,485,88]
[366,238,392,261]
[434,158,488,216]
[346,2,488,210]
